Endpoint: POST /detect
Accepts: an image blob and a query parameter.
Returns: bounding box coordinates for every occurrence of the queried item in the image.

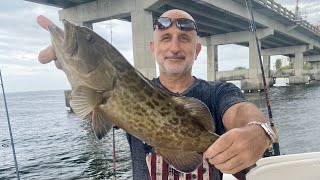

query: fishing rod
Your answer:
[0,69,21,180]
[106,1,117,179]
[245,0,280,156]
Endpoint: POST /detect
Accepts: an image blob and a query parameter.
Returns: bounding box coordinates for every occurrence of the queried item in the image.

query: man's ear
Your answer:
[195,42,202,60]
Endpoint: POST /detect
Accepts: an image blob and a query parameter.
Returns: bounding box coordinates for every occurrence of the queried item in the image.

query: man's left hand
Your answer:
[203,124,270,174]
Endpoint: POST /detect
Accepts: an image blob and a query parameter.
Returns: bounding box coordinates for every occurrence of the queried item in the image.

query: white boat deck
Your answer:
[223,174,237,180]
[223,152,320,180]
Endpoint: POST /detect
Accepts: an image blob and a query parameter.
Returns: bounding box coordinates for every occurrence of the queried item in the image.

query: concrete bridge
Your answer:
[26,0,320,91]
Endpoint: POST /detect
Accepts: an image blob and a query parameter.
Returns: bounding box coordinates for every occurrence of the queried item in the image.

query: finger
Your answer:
[211,154,241,173]
[204,133,234,159]
[208,145,237,165]
[38,45,56,64]
[37,15,56,31]
[223,162,245,175]
[36,15,64,37]
[222,160,256,176]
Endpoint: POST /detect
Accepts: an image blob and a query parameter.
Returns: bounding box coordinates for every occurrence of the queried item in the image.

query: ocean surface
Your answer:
[1,79,320,179]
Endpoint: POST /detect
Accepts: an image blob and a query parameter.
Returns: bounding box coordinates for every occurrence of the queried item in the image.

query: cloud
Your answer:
[0,1,136,92]
[276,0,320,24]
[93,20,134,64]
[94,20,133,51]
[1,61,70,92]
[1,0,319,92]
[2,69,70,93]
[0,0,62,92]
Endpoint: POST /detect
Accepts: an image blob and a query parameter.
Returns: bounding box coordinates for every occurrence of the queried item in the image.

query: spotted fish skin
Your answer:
[48,19,219,173]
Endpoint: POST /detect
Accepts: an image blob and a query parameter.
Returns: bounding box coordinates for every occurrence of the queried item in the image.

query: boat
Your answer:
[223,151,320,180]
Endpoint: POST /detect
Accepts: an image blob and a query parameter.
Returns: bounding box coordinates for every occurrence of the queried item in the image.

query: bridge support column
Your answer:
[310,61,320,80]
[201,28,274,85]
[289,52,309,84]
[207,43,218,81]
[263,55,270,77]
[310,61,320,70]
[131,4,156,79]
[263,55,275,86]
[241,38,263,92]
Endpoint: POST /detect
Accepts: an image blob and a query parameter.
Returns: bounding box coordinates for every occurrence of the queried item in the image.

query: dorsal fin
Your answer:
[172,96,215,133]
[136,71,176,96]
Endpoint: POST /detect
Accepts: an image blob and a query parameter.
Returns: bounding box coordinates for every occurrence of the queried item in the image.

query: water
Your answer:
[0,91,131,180]
[1,82,320,179]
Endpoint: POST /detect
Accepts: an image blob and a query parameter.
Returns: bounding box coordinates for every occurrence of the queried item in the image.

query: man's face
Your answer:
[150,11,201,76]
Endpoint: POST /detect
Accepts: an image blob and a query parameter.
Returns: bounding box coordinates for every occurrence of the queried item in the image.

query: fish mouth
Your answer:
[48,23,64,44]
[48,19,77,55]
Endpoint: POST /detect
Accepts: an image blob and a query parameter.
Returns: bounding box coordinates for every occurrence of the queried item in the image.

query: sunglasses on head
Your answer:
[153,17,197,32]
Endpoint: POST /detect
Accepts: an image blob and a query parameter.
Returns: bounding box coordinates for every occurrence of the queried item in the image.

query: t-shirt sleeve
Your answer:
[214,82,246,131]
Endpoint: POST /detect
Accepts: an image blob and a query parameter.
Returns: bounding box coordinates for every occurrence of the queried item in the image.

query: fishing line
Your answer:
[244,0,280,156]
[106,0,117,179]
[0,69,20,180]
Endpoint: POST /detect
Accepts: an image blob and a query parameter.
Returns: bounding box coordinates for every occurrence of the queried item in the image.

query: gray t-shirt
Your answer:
[127,77,246,180]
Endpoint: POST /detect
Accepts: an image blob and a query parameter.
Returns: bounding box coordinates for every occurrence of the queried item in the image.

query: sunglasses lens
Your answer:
[153,17,197,32]
[176,18,197,31]
[154,17,172,29]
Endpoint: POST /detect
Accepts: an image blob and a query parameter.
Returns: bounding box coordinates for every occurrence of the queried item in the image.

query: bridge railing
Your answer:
[255,0,320,36]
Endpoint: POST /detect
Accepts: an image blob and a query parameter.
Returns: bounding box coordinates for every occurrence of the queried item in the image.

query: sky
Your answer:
[0,0,319,92]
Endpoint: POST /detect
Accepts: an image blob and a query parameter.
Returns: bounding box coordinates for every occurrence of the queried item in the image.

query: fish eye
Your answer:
[85,34,95,44]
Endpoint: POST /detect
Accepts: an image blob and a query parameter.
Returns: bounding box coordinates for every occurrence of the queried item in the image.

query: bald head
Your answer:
[160,9,195,22]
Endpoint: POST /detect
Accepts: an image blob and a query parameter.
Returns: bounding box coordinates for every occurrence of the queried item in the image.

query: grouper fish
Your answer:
[48,19,223,174]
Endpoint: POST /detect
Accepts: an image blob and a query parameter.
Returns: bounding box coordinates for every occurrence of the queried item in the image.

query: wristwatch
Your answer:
[247,121,276,145]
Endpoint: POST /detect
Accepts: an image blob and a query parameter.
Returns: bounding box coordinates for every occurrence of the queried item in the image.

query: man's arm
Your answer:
[223,102,267,128]
[204,102,270,174]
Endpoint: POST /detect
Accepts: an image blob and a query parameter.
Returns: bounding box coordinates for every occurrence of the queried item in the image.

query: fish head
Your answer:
[48,19,104,75]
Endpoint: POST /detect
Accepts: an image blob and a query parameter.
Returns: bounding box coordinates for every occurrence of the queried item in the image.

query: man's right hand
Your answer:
[36,15,63,69]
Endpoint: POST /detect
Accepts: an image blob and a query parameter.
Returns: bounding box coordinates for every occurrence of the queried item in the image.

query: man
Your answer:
[37,9,272,180]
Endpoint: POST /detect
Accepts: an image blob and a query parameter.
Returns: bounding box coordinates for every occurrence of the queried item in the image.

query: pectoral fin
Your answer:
[156,148,202,173]
[70,86,102,118]
[70,86,112,139]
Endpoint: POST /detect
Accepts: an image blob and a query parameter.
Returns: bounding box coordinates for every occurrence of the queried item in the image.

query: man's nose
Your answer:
[169,37,181,54]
